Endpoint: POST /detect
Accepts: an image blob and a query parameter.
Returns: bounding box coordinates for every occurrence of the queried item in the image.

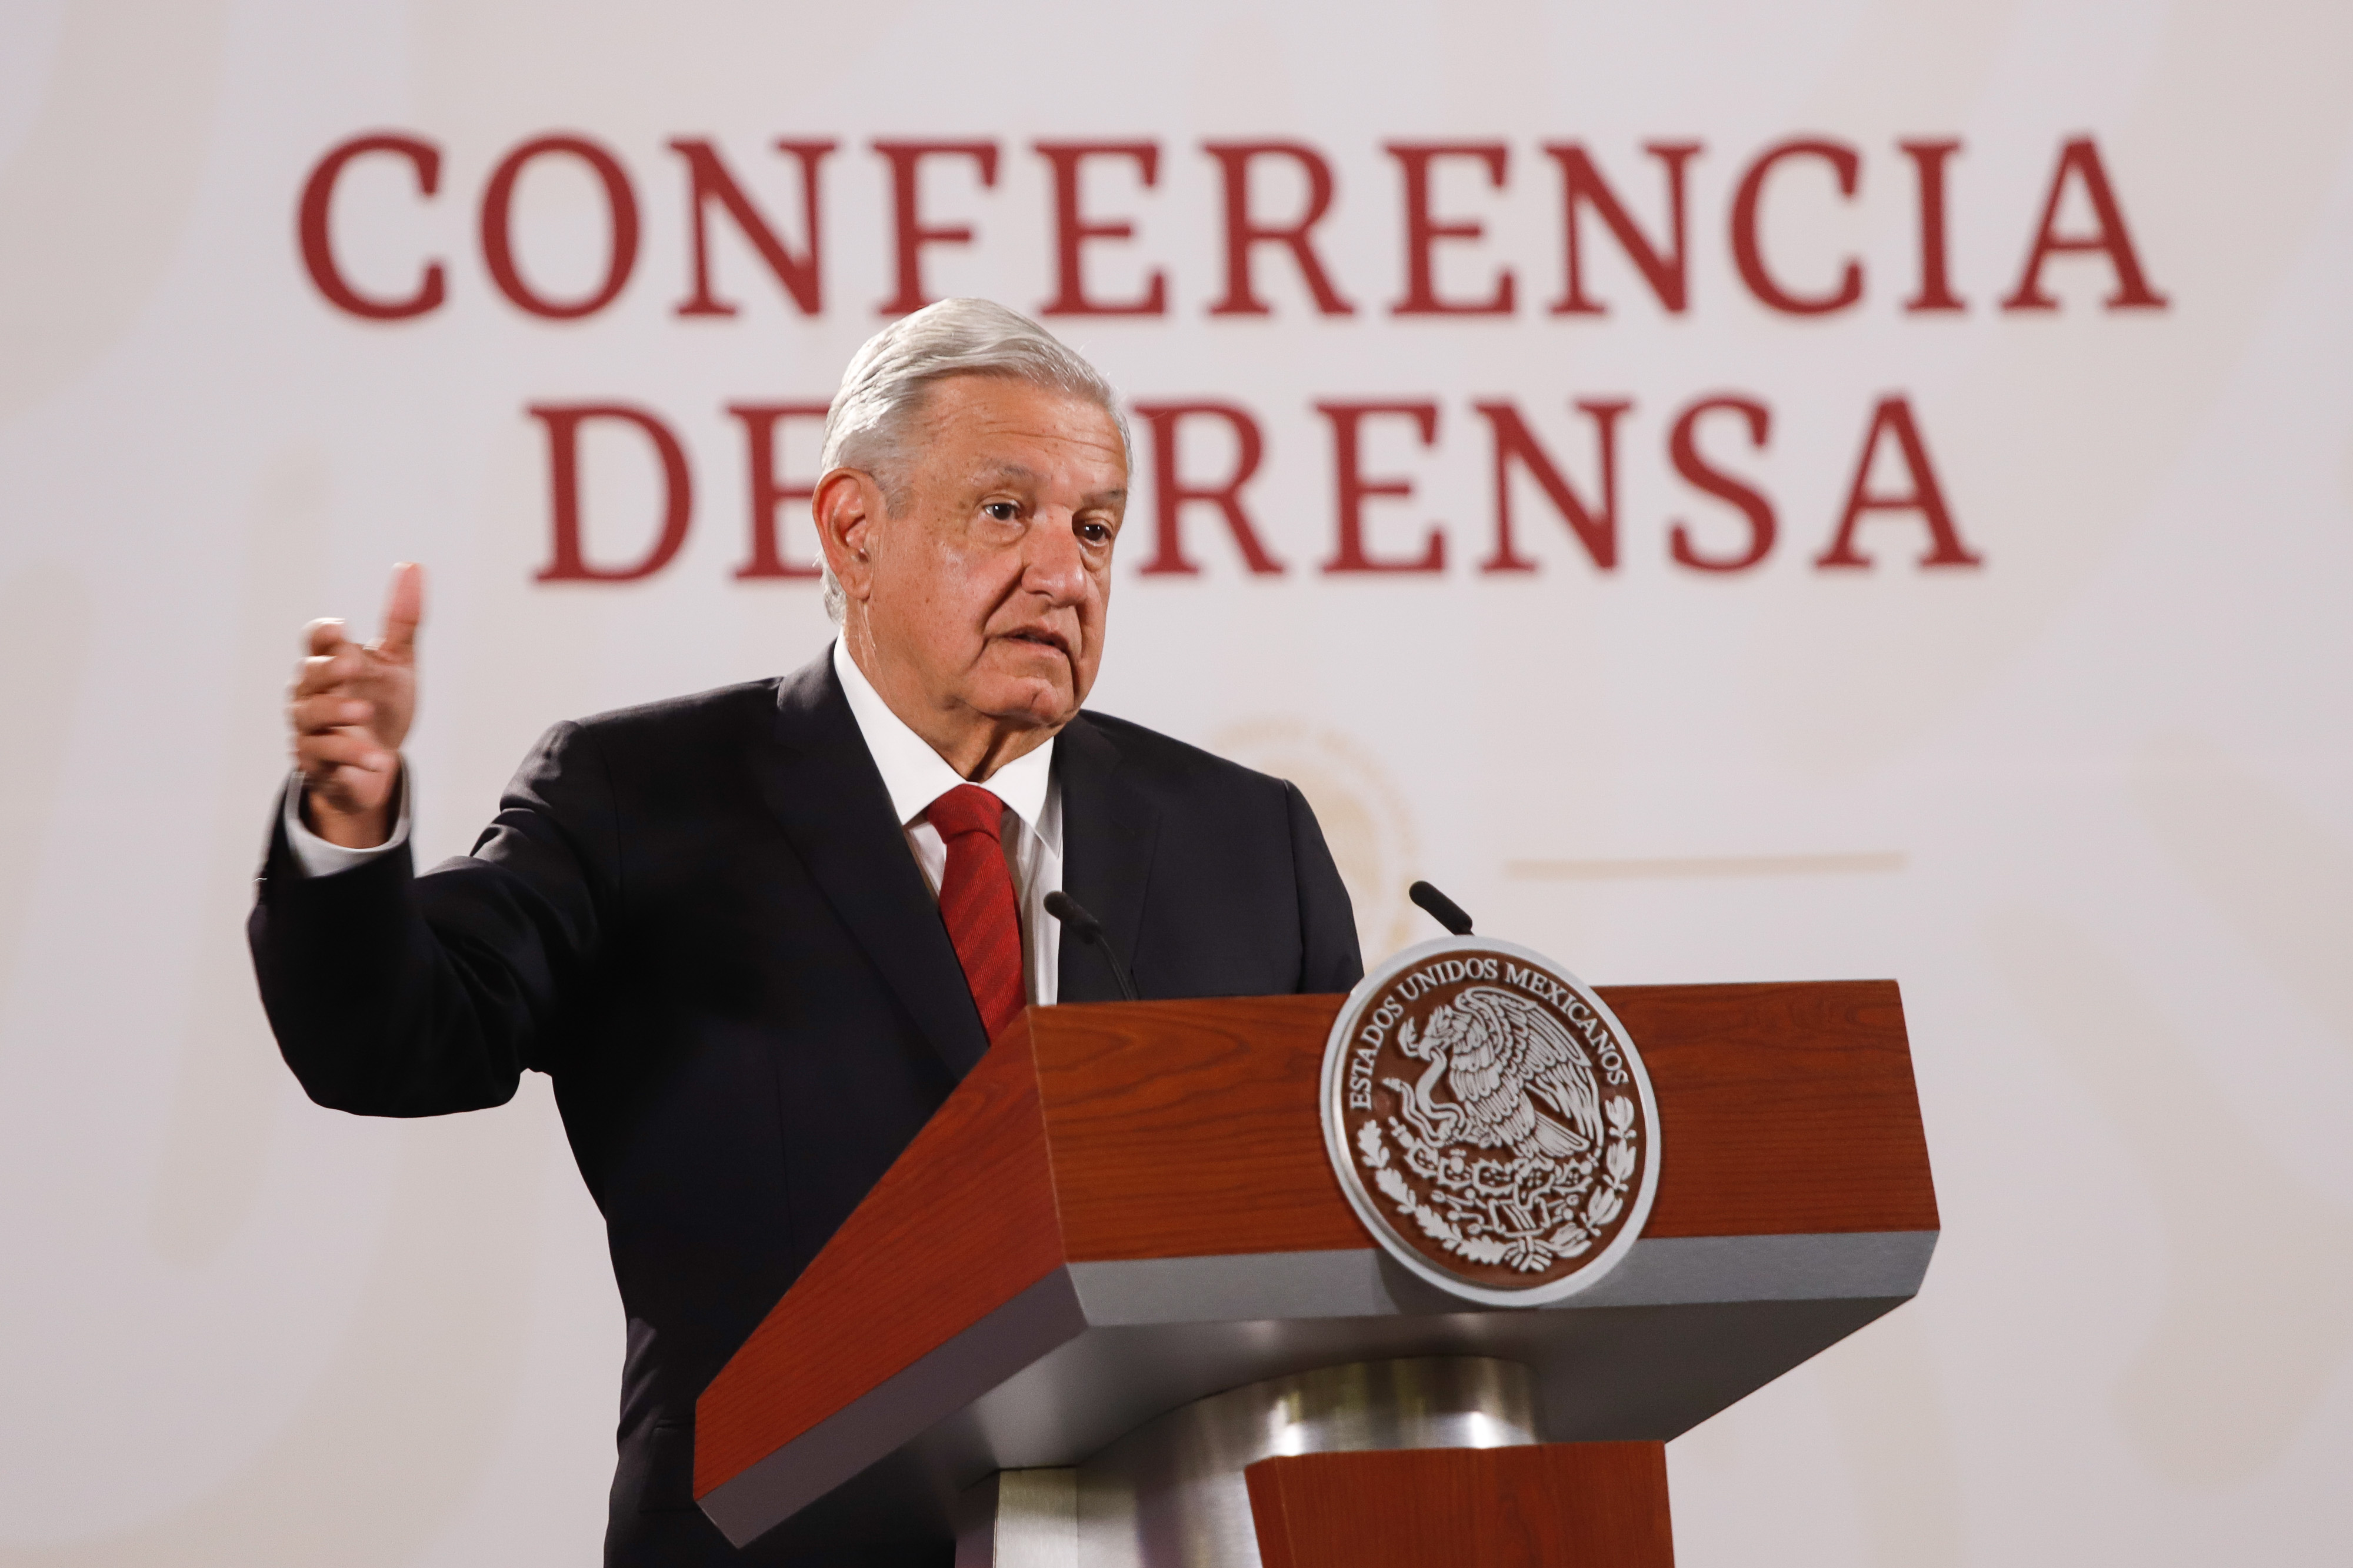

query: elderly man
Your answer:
[251,299,1363,1566]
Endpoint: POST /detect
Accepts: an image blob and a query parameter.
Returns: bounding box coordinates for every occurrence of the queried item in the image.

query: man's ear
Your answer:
[813,468,884,605]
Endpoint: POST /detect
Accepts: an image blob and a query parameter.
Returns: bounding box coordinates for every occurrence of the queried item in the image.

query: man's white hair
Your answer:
[818,298,1129,622]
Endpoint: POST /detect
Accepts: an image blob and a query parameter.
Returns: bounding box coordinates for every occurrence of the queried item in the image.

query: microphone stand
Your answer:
[1044,890,1140,1002]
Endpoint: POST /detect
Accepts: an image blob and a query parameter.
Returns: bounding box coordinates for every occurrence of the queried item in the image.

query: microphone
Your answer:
[1408,880,1475,937]
[1044,890,1140,1003]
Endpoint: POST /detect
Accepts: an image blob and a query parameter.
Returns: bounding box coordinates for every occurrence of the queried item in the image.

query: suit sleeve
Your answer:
[1280,780,1365,993]
[246,720,619,1117]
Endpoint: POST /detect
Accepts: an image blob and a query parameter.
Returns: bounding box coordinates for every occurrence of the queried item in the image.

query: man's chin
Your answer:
[978,645,1079,695]
[968,675,1079,732]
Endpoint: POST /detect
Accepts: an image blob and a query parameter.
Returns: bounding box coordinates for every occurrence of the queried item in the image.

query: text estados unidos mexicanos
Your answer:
[1346,958,1628,1112]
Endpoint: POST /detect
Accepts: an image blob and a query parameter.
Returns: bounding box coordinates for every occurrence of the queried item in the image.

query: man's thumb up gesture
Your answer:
[288,562,422,848]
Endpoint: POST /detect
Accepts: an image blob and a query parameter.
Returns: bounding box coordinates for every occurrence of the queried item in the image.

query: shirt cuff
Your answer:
[281,765,412,878]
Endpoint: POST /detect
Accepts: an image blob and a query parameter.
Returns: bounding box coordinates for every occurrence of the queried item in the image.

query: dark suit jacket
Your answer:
[248,651,1362,1566]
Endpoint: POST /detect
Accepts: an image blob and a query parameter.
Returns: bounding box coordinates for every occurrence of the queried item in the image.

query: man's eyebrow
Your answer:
[968,466,1125,506]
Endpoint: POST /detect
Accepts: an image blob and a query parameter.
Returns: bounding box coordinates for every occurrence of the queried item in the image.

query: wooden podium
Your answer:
[694,983,1936,1566]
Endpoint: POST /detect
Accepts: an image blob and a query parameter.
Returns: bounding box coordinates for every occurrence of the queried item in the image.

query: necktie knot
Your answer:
[928,783,1005,843]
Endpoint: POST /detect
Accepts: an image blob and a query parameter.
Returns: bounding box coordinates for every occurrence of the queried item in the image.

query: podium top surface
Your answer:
[693,980,1936,1550]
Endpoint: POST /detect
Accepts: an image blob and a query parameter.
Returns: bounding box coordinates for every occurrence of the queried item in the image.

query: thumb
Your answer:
[304,617,351,658]
[378,561,424,657]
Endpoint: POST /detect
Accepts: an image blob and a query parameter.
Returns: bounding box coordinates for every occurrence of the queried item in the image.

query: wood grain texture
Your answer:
[1245,1441,1674,1568]
[1032,995,1364,1260]
[1612,980,1938,1238]
[1538,1442,1678,1568]
[693,1015,1064,1497]
[1034,979,1935,1259]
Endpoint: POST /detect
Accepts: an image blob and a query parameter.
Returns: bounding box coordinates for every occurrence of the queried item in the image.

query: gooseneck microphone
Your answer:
[1044,890,1141,1002]
[1408,880,1476,937]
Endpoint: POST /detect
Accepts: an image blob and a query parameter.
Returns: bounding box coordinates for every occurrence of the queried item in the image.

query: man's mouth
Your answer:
[1001,627,1072,659]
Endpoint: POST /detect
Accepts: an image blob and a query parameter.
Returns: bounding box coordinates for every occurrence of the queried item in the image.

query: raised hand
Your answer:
[288,562,422,848]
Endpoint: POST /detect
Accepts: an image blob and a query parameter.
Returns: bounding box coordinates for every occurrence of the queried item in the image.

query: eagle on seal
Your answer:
[1385,986,1603,1161]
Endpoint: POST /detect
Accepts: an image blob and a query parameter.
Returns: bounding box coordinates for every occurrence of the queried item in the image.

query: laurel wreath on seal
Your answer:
[1357,1095,1639,1273]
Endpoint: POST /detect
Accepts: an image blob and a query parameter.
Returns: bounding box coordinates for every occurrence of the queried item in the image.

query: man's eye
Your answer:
[983,502,1019,522]
[1078,521,1112,545]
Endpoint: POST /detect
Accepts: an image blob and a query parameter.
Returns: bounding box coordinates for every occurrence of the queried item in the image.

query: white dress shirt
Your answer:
[831,637,1062,1007]
[280,639,1064,1005]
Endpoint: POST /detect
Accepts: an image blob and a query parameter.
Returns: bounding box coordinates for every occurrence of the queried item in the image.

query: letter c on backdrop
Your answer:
[296,132,446,320]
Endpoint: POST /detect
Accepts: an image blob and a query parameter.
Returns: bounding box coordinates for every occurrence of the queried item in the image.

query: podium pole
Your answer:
[956,1358,1543,1568]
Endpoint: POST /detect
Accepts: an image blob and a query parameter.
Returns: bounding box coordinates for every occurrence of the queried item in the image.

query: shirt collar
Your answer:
[831,637,1056,832]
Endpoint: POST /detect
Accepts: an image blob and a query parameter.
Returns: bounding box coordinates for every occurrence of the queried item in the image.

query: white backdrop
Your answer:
[4,1,2351,1563]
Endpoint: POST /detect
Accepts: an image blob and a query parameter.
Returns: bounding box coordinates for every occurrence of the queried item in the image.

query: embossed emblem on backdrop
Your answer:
[1321,938,1661,1304]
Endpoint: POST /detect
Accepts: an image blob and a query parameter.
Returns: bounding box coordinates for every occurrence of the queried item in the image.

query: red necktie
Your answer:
[926,784,1025,1045]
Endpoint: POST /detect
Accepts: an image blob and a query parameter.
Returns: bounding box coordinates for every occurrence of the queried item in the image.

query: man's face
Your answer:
[852,375,1127,739]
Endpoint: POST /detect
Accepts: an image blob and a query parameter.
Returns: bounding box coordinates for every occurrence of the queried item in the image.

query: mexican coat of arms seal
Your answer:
[1320,937,1661,1304]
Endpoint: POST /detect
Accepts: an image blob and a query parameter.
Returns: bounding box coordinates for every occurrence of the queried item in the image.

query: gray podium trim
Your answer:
[1571,1230,1939,1306]
[1066,1230,1937,1326]
[701,1269,1091,1547]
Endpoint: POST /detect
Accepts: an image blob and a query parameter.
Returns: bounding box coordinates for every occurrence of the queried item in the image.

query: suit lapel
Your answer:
[750,655,992,1077]
[1054,715,1161,1002]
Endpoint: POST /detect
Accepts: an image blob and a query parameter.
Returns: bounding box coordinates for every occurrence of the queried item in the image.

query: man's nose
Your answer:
[1020,511,1090,603]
